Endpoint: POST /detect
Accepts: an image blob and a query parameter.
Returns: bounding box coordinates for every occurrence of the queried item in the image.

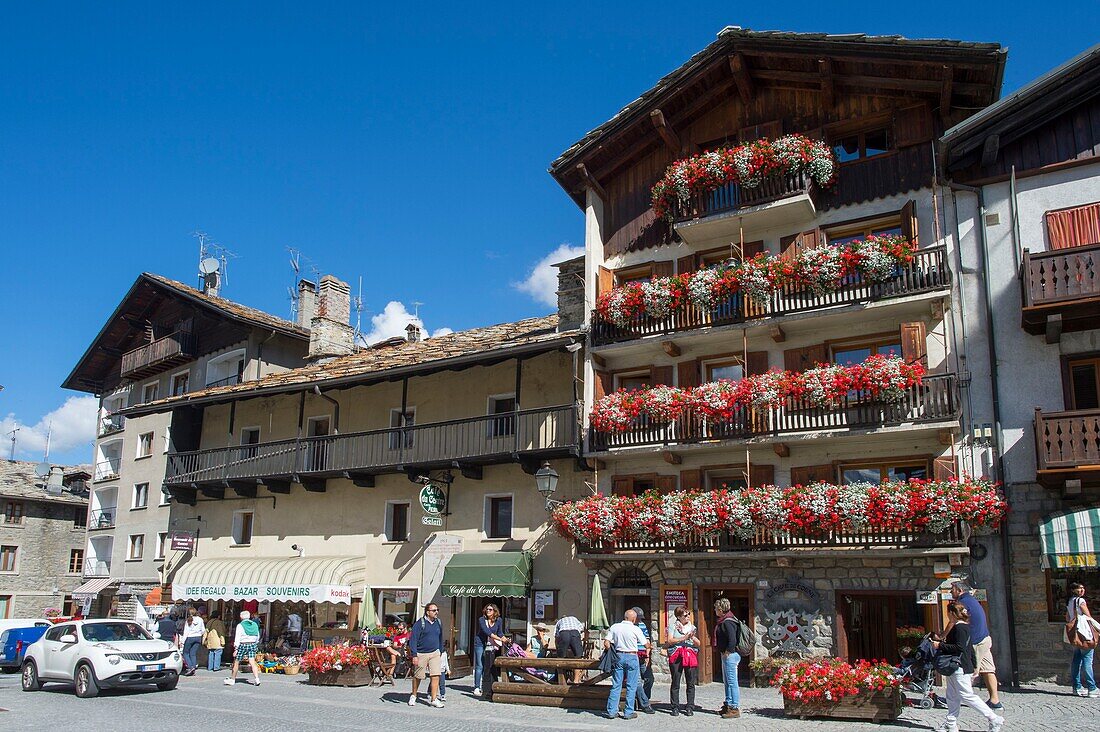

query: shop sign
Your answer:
[419,483,447,516]
[660,584,692,639]
[422,515,443,526]
[169,531,196,552]
[916,590,939,604]
[445,584,503,597]
[172,583,353,605]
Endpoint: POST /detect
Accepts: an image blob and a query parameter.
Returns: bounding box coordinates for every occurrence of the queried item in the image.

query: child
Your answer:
[438,650,449,702]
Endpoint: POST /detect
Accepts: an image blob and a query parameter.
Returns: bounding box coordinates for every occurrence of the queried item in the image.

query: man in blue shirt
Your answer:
[951,581,1002,710]
[408,603,446,708]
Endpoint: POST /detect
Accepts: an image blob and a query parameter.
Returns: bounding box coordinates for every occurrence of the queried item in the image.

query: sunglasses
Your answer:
[427,608,439,613]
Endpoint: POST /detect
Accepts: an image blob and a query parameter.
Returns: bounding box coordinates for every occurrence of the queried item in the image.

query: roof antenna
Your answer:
[7,427,18,461]
[352,276,365,347]
[43,422,52,461]
[194,231,237,296]
[411,301,424,320]
[287,247,302,320]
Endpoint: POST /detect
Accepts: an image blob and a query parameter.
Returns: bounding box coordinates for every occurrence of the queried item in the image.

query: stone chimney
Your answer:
[46,465,64,496]
[297,279,317,329]
[201,271,221,298]
[553,255,586,331]
[308,275,355,362]
[405,323,422,343]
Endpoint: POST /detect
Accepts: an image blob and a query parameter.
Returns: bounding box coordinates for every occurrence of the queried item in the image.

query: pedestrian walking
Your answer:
[632,607,655,702]
[408,602,445,708]
[1066,582,1100,697]
[205,613,227,671]
[666,606,699,716]
[951,581,1002,711]
[714,598,742,719]
[472,603,505,698]
[224,610,261,687]
[604,609,654,719]
[932,601,1004,732]
[181,607,205,676]
[156,610,179,648]
[555,614,585,684]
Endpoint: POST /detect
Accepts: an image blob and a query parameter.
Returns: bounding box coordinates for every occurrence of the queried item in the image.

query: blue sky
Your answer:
[1,3,1096,466]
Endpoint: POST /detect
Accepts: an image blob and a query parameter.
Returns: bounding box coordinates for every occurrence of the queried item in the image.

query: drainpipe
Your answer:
[946,178,1020,688]
[313,386,340,433]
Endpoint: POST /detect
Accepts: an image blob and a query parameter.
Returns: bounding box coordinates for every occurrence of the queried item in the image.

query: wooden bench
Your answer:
[491,657,628,711]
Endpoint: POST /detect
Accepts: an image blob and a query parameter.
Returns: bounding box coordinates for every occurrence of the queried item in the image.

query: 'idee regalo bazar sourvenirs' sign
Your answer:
[173,584,353,604]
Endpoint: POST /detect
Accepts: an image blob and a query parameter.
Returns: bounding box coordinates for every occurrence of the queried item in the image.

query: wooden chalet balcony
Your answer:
[591,246,949,347]
[1022,244,1100,341]
[577,520,969,555]
[120,330,196,379]
[165,404,579,490]
[672,171,819,244]
[1035,407,1100,488]
[591,373,959,452]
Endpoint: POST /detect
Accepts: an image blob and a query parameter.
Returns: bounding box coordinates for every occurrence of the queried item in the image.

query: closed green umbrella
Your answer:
[358,585,377,631]
[588,574,610,631]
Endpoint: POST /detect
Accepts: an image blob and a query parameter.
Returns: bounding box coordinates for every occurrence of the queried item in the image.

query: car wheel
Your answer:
[156,676,178,691]
[74,663,100,698]
[21,660,42,691]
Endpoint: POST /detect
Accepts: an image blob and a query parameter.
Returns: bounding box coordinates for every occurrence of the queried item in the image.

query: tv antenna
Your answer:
[194,231,238,295]
[352,276,367,347]
[411,301,424,320]
[286,247,322,320]
[43,421,52,460]
[7,428,18,461]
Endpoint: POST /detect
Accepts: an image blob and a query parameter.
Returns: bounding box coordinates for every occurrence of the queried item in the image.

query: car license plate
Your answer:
[138,663,164,671]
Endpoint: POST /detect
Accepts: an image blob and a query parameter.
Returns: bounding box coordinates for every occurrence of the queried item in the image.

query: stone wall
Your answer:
[0,498,88,618]
[554,255,585,331]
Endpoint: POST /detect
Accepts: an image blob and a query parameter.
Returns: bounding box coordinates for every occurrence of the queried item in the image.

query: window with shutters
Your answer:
[612,474,661,497]
[232,511,254,546]
[825,216,904,247]
[1066,357,1100,410]
[137,432,154,459]
[385,501,411,542]
[705,469,747,491]
[614,263,655,285]
[831,337,903,366]
[703,357,744,382]
[616,371,653,392]
[127,534,144,560]
[484,495,513,539]
[3,501,24,525]
[0,545,17,573]
[839,459,928,485]
[830,126,893,163]
[69,549,84,574]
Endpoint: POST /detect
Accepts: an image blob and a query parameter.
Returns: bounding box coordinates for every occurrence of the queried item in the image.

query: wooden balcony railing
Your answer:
[591,374,959,451]
[578,520,969,554]
[671,170,819,223]
[591,246,949,346]
[165,404,579,486]
[120,330,196,379]
[1035,407,1100,471]
[1022,245,1100,337]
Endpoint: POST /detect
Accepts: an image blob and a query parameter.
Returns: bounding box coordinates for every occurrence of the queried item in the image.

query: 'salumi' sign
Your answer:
[419,483,447,516]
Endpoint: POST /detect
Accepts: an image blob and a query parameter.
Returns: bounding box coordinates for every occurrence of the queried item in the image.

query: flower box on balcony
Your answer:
[306,666,374,687]
[782,687,902,722]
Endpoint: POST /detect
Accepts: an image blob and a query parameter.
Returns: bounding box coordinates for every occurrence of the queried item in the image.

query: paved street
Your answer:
[0,669,1092,731]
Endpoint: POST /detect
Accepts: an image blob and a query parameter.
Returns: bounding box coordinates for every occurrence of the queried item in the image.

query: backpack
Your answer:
[723,616,754,657]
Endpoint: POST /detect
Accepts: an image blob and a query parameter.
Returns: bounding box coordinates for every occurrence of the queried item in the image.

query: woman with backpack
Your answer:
[932,601,1004,732]
[224,610,262,687]
[1066,582,1100,697]
[204,612,227,671]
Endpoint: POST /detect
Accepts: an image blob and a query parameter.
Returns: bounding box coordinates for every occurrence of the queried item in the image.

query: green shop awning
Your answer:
[441,551,532,598]
[1040,507,1100,569]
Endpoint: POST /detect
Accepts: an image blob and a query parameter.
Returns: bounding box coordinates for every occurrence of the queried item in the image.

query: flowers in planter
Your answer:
[588,356,923,433]
[550,478,1006,546]
[774,658,900,702]
[651,134,837,220]
[300,643,371,674]
[593,234,914,327]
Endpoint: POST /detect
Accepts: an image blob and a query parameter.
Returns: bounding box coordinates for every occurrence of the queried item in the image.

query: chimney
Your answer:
[297,279,317,329]
[201,270,221,298]
[308,275,355,362]
[405,323,422,343]
[553,255,586,331]
[46,465,64,496]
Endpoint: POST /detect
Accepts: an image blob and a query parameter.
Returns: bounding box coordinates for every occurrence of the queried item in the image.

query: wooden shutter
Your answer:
[894,104,933,148]
[677,360,701,389]
[650,365,674,386]
[740,120,782,142]
[653,260,674,278]
[900,321,928,369]
[790,464,835,486]
[657,475,678,494]
[933,455,957,481]
[594,370,612,401]
[783,344,827,373]
[746,351,770,375]
[742,240,766,259]
[781,228,821,259]
[1046,203,1100,250]
[676,254,697,274]
[680,469,702,492]
[612,477,633,496]
[749,464,774,487]
[597,266,613,297]
[901,200,919,246]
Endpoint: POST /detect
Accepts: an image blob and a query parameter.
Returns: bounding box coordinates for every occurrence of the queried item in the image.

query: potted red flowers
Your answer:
[301,643,374,687]
[774,658,902,722]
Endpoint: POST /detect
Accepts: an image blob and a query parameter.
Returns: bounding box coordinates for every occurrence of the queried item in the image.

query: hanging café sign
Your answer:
[420,482,447,527]
[172,584,353,605]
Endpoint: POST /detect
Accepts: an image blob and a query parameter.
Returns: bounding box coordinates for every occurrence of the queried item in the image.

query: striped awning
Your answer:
[1040,508,1100,569]
[171,556,368,605]
[72,577,115,599]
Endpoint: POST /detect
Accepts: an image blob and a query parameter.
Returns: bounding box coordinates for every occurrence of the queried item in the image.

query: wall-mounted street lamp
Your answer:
[534,461,560,511]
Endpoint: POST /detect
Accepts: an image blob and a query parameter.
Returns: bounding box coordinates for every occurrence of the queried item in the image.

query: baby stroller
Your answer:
[895,636,943,710]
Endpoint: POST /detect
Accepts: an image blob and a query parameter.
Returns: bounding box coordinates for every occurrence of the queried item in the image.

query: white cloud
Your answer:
[360,301,452,345]
[0,395,98,462]
[514,243,584,308]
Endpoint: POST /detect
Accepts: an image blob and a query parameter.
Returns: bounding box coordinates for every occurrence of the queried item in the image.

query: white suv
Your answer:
[21,619,182,698]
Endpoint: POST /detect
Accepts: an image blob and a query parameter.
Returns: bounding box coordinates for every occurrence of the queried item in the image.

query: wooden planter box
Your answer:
[783,687,902,722]
[306,666,373,687]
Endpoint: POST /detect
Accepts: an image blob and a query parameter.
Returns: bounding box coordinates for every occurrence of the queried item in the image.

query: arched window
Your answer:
[610,566,651,590]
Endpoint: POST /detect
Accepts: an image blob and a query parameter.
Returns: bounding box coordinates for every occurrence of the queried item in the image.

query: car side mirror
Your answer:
[59,634,78,644]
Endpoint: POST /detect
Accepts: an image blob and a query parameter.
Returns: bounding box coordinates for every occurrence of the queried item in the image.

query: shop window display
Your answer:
[1047,569,1100,622]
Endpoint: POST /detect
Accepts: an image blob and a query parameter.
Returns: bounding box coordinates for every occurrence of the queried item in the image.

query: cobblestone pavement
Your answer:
[0,668,1094,731]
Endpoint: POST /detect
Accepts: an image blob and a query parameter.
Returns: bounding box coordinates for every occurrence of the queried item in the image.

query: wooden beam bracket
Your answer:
[298,477,327,493]
[264,479,292,495]
[661,340,681,357]
[772,443,790,458]
[940,64,954,120]
[661,450,682,466]
[938,429,957,446]
[575,163,608,203]
[199,484,225,500]
[728,52,755,105]
[227,480,258,498]
[1045,313,1063,345]
[819,58,834,107]
[343,471,375,488]
[769,325,786,343]
[650,109,683,154]
[456,462,484,481]
[981,133,1000,168]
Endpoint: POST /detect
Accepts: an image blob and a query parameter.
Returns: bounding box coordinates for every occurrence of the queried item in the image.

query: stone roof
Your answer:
[127,314,579,413]
[142,273,308,337]
[0,460,90,505]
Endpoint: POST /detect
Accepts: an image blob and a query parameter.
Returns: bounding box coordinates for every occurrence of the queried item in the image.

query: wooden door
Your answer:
[306,416,330,471]
[840,593,897,662]
[697,586,752,684]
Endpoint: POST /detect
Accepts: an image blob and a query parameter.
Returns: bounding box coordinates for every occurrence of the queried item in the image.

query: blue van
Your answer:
[0,626,49,671]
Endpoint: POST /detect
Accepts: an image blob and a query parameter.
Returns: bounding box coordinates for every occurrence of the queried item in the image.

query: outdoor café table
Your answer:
[491,657,626,711]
